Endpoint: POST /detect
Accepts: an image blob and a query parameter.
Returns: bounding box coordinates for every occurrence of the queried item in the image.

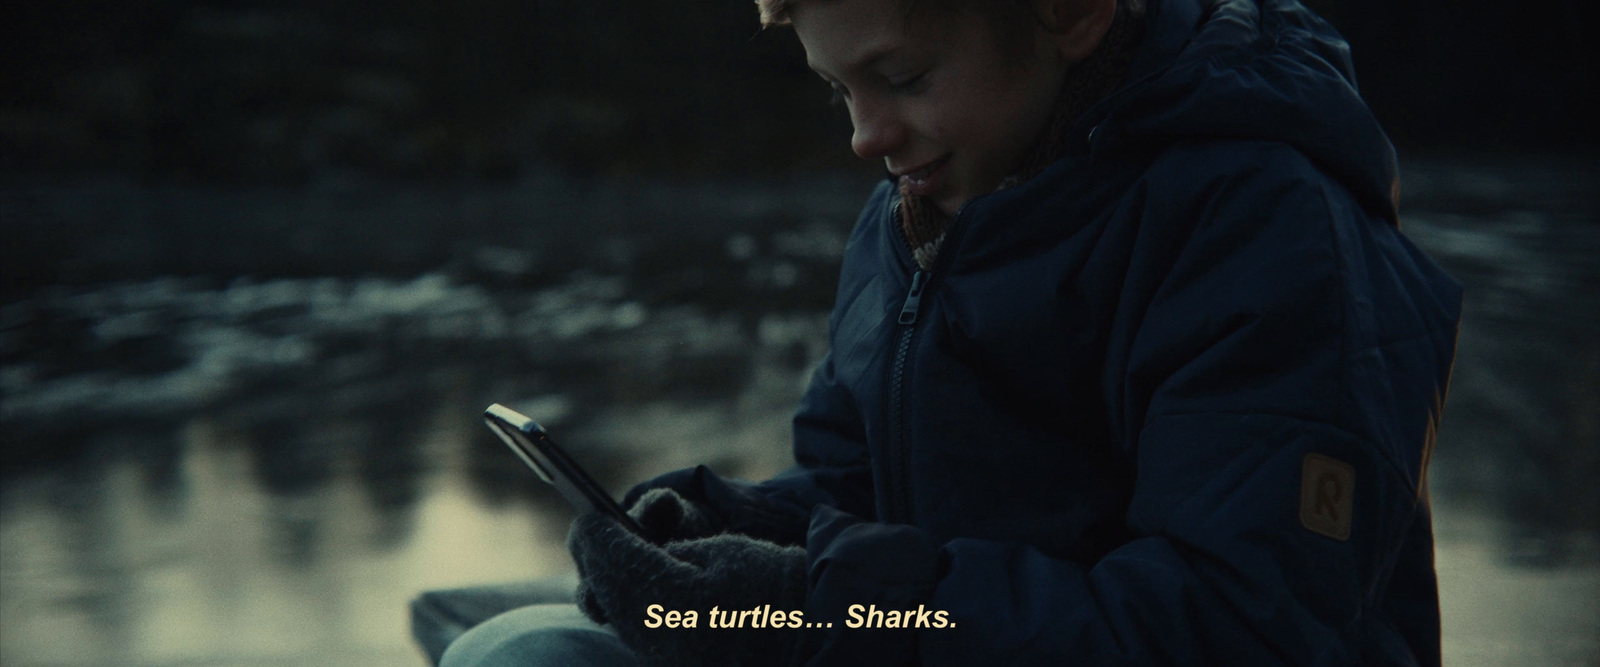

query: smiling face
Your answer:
[792,0,1077,215]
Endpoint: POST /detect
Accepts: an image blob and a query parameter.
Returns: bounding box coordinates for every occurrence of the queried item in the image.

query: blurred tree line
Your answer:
[1,0,1595,184]
[1,0,847,182]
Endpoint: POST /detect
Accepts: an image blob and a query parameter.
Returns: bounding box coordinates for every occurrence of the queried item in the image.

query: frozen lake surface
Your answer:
[3,158,1597,665]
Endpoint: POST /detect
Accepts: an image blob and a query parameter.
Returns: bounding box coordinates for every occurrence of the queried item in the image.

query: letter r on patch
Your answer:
[1300,453,1354,541]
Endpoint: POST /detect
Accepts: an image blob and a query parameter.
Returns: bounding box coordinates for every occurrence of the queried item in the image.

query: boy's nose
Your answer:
[849,102,905,160]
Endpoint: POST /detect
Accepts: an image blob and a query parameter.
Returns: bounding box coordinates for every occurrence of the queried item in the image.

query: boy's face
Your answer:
[793,0,1072,216]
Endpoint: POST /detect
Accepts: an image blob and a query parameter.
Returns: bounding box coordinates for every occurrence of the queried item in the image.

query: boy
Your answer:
[443,0,1462,663]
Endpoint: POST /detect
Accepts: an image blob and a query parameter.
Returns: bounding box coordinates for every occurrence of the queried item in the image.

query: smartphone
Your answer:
[483,403,644,535]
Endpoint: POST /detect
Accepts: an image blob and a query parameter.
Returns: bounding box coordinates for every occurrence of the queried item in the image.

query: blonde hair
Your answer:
[756,0,801,27]
[754,0,1144,66]
[756,0,1143,28]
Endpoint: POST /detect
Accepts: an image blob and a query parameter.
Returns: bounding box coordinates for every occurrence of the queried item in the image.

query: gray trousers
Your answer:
[411,578,638,667]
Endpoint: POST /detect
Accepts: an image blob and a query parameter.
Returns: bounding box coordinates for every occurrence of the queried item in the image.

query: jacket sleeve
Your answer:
[801,151,1459,665]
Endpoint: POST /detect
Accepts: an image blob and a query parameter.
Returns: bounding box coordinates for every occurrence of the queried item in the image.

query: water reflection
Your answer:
[1,160,1597,665]
[1,399,581,665]
[1404,158,1600,574]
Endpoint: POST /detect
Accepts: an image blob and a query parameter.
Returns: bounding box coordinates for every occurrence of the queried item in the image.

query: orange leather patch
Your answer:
[1300,453,1354,541]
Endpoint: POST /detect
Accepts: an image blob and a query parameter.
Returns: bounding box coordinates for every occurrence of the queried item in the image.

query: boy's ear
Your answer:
[1035,0,1117,63]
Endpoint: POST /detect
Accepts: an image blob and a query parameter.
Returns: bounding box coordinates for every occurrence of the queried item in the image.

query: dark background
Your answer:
[1,1,1597,665]
[3,0,1595,182]
[2,0,1597,296]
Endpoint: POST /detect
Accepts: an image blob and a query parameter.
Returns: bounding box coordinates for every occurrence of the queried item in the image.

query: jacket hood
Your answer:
[1091,0,1401,222]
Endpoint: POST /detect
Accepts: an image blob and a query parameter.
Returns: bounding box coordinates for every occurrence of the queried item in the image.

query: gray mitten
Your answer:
[575,488,723,623]
[568,512,810,666]
[630,487,723,544]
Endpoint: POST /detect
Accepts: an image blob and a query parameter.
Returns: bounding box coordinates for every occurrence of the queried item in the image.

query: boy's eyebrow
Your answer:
[808,47,900,79]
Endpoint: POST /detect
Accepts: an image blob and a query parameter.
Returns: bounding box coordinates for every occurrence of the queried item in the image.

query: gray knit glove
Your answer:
[630,487,723,544]
[575,488,723,623]
[567,511,810,667]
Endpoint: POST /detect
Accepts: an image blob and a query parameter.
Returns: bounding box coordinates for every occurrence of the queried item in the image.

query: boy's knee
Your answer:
[440,604,637,667]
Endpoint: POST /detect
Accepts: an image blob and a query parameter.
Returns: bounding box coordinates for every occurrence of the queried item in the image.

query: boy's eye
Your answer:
[890,72,928,93]
[826,72,923,106]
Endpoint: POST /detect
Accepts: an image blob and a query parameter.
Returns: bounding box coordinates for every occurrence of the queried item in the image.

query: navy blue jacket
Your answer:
[630,0,1462,663]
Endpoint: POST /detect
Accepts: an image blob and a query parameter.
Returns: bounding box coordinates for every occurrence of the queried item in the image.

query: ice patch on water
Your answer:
[3,272,664,424]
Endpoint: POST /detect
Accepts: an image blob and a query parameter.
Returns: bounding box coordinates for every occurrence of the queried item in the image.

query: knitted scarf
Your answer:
[898,1,1148,270]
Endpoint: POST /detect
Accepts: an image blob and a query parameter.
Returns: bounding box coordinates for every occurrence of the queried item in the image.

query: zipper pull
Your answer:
[898,271,928,325]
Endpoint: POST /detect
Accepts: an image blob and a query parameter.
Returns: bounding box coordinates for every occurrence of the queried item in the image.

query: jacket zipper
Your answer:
[883,198,967,525]
[886,269,927,523]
